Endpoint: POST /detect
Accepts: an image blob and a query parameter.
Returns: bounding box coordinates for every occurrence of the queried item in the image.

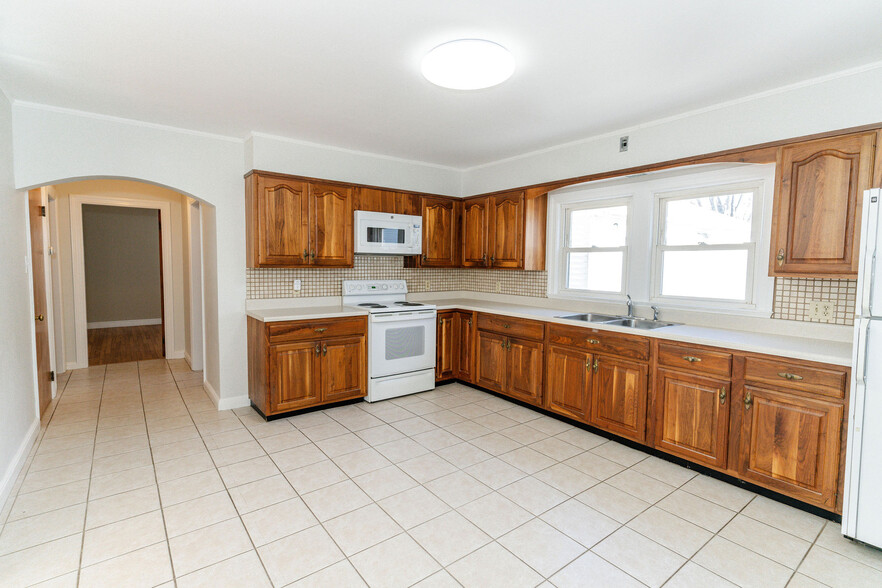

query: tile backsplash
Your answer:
[247,257,855,326]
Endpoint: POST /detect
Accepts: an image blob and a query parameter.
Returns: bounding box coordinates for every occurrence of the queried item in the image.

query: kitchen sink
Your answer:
[556,313,678,330]
[556,313,622,323]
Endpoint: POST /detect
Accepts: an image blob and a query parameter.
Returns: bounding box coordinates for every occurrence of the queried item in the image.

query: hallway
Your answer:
[87,325,164,365]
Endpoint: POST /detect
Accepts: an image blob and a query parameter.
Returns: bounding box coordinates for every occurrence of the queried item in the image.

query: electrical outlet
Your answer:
[619,136,629,152]
[293,279,301,292]
[424,279,430,290]
[808,300,835,321]
[495,281,502,293]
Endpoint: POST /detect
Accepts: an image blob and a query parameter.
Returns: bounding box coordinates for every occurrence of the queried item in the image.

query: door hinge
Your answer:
[49,370,55,382]
[39,206,46,217]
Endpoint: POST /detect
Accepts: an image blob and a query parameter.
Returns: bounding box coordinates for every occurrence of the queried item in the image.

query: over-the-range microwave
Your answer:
[354,210,423,255]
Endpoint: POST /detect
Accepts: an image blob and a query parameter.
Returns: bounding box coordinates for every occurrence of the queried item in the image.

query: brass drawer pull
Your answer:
[502,323,510,328]
[593,358,599,373]
[314,328,327,333]
[776,249,785,266]
[719,386,726,405]
[322,344,328,356]
[683,356,702,363]
[744,390,752,410]
[778,372,804,381]
[586,338,600,345]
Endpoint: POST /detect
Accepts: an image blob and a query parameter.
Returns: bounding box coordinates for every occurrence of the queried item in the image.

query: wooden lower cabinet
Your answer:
[546,345,592,421]
[653,368,730,468]
[436,311,455,381]
[734,384,843,509]
[453,311,474,382]
[590,355,648,443]
[476,330,507,393]
[248,316,367,417]
[475,327,544,406]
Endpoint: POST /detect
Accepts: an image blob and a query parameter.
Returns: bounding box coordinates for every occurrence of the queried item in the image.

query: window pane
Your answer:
[569,206,627,247]
[567,251,623,292]
[663,193,753,245]
[661,250,748,300]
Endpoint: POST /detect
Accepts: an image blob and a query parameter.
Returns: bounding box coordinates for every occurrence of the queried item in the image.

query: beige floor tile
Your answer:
[93,434,149,459]
[6,479,89,522]
[0,503,85,555]
[271,443,328,472]
[500,423,548,445]
[681,474,756,511]
[162,491,238,538]
[627,506,713,557]
[435,441,493,468]
[564,451,626,480]
[258,525,344,586]
[446,420,493,441]
[86,485,160,529]
[664,561,738,588]
[315,432,370,457]
[529,436,583,461]
[607,468,676,504]
[284,459,347,495]
[469,432,522,456]
[147,424,200,447]
[499,475,568,515]
[28,444,94,472]
[291,559,367,587]
[398,452,458,483]
[353,464,418,501]
[350,533,441,588]
[287,410,335,429]
[377,436,434,461]
[425,471,493,508]
[720,514,811,568]
[533,462,599,496]
[218,455,280,488]
[541,498,620,548]
[81,510,167,567]
[300,421,349,441]
[656,489,736,532]
[158,468,224,506]
[169,518,253,577]
[421,411,468,429]
[228,474,296,515]
[36,432,95,454]
[89,464,156,500]
[814,522,882,571]
[247,419,297,439]
[333,447,393,477]
[447,542,543,588]
[0,534,82,586]
[630,455,697,487]
[256,428,309,453]
[241,497,317,546]
[412,570,462,587]
[411,510,491,566]
[378,486,451,529]
[593,527,686,587]
[786,573,829,588]
[355,423,406,446]
[201,428,255,451]
[209,440,265,467]
[500,518,586,576]
[550,551,644,588]
[29,571,80,587]
[464,457,527,489]
[798,544,882,587]
[457,492,533,538]
[576,482,650,523]
[590,441,648,467]
[323,503,403,556]
[90,448,153,477]
[471,412,519,432]
[78,542,173,588]
[176,550,272,588]
[693,536,792,588]
[392,416,438,436]
[150,438,207,464]
[742,495,825,541]
[499,446,556,474]
[153,451,215,483]
[18,461,92,493]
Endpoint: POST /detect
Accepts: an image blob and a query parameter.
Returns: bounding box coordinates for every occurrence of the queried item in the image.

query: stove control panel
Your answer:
[342,280,408,295]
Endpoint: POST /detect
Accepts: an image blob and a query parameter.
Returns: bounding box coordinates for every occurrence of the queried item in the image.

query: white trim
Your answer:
[69,195,175,369]
[87,318,162,329]
[203,378,219,406]
[203,379,250,411]
[0,418,39,515]
[47,194,65,375]
[188,201,204,371]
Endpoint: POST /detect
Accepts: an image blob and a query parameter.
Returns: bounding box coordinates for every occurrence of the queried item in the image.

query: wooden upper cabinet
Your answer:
[310,182,353,266]
[546,344,592,421]
[590,355,648,443]
[421,196,459,267]
[770,132,876,277]
[490,191,525,268]
[355,188,419,216]
[462,197,490,267]
[248,175,309,267]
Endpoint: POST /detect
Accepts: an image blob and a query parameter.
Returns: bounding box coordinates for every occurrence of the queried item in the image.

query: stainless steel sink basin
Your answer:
[603,318,678,330]
[556,313,622,323]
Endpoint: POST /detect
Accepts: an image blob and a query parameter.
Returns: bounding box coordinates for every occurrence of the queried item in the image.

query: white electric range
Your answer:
[342,280,437,402]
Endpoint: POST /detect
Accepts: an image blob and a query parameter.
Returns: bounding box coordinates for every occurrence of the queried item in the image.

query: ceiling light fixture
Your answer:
[421,39,515,90]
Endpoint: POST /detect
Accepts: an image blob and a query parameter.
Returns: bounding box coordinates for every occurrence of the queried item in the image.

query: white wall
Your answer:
[461,64,882,195]
[0,91,40,509]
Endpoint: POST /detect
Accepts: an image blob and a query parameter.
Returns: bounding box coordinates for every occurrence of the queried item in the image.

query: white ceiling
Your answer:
[2,1,881,169]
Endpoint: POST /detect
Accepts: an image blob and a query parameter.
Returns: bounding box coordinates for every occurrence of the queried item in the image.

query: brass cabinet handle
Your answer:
[314,328,327,333]
[776,249,785,266]
[467,319,472,326]
[422,254,427,263]
[778,372,804,381]
[503,323,510,329]
[322,344,328,356]
[586,338,600,345]
[315,343,320,355]
[744,390,752,410]
[593,358,599,373]
[310,250,316,260]
[35,314,44,322]
[586,358,591,370]
[490,256,495,264]
[683,356,702,363]
[719,387,726,405]
[303,249,309,259]
[482,254,487,265]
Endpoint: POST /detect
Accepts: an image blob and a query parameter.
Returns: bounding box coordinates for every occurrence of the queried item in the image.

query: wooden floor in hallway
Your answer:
[88,325,163,365]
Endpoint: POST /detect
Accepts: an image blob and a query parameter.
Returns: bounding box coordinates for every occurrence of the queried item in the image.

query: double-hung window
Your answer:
[654,183,761,304]
[561,200,629,295]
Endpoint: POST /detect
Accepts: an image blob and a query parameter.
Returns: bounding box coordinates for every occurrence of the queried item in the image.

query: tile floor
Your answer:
[1,360,881,587]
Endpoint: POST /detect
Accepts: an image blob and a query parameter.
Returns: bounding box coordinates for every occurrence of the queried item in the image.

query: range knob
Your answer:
[382,284,389,290]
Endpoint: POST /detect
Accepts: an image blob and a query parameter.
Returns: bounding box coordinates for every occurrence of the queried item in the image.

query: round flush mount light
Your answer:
[421,39,515,90]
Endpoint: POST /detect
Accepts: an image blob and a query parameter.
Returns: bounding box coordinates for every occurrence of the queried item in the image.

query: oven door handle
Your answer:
[371,310,436,322]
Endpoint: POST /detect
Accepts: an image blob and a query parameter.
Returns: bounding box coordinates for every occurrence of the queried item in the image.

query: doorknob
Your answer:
[35,314,44,322]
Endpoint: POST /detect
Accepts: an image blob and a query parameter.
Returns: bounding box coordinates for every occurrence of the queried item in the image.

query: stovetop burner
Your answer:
[393,301,424,307]
[358,303,388,308]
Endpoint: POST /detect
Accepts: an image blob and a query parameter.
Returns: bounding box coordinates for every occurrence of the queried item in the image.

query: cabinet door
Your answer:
[771,133,875,277]
[489,191,524,268]
[394,192,420,216]
[255,176,309,266]
[355,188,395,213]
[436,311,455,381]
[653,369,729,468]
[546,345,592,421]
[590,356,648,442]
[421,197,459,267]
[506,338,544,406]
[321,336,367,403]
[269,341,319,413]
[453,311,474,382]
[475,330,507,392]
[462,197,489,267]
[736,385,842,508]
[310,182,353,266]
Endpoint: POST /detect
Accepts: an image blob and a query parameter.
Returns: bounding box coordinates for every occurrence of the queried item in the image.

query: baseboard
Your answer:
[0,418,39,515]
[203,379,220,407]
[184,352,192,368]
[166,349,185,360]
[66,360,87,371]
[87,318,162,329]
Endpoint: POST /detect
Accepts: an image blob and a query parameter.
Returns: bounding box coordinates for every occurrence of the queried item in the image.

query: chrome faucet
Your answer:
[651,305,660,321]
[626,295,633,318]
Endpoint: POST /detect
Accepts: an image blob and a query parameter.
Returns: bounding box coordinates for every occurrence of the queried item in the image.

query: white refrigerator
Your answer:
[843,188,882,548]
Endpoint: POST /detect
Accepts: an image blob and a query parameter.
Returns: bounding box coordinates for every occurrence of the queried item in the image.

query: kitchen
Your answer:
[2,2,882,586]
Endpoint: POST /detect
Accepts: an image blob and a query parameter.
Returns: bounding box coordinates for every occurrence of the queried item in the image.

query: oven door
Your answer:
[369,310,436,378]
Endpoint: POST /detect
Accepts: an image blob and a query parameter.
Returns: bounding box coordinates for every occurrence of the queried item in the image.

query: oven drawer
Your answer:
[267,317,367,343]
[477,313,545,341]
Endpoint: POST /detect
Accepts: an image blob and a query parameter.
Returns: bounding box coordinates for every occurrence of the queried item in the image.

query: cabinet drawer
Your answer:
[743,357,847,399]
[548,324,649,361]
[267,317,367,343]
[477,313,545,341]
[658,343,732,377]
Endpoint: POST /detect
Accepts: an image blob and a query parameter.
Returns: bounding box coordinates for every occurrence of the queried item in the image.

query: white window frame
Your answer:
[547,163,776,317]
[652,182,764,307]
[559,198,631,298]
